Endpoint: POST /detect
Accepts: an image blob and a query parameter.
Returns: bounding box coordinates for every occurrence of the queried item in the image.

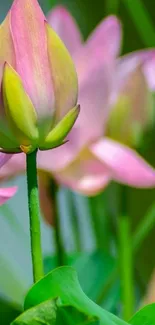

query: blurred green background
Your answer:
[1,0,155,324]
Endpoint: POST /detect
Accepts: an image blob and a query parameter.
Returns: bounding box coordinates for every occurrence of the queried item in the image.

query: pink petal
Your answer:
[91,138,155,188]
[116,55,142,85]
[0,14,15,110]
[0,146,78,183]
[117,51,152,86]
[38,135,81,172]
[47,6,82,56]
[54,149,111,195]
[143,54,155,91]
[132,50,155,91]
[56,173,110,196]
[0,186,17,205]
[0,153,25,181]
[45,23,78,121]
[86,15,121,57]
[0,153,12,169]
[107,62,151,144]
[105,51,155,145]
[69,16,122,147]
[75,62,113,146]
[0,145,77,180]
[75,15,121,80]
[10,0,54,120]
[117,50,155,91]
[0,13,15,66]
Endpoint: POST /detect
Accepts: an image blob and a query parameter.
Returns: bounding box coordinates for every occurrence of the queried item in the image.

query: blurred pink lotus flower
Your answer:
[0,153,17,204]
[1,6,155,197]
[0,0,79,154]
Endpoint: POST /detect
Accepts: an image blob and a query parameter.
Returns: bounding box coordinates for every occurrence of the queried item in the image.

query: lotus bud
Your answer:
[0,0,79,154]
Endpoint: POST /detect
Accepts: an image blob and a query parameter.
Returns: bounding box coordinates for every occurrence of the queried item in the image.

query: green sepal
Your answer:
[2,63,39,146]
[39,105,80,150]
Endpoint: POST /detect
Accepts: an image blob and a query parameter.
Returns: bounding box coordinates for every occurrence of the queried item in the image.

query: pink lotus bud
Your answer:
[0,0,79,154]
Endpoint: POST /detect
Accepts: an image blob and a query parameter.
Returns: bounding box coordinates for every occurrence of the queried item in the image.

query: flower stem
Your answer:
[89,194,110,251]
[54,201,65,266]
[133,201,155,253]
[49,179,65,266]
[97,200,155,305]
[69,190,82,252]
[118,214,134,320]
[118,186,134,320]
[26,149,44,283]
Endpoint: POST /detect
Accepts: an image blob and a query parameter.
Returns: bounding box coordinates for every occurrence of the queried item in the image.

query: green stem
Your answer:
[89,194,111,251]
[118,214,134,320]
[54,202,65,266]
[118,186,134,320]
[133,202,155,253]
[97,199,155,306]
[26,150,44,283]
[49,179,65,266]
[89,196,103,250]
[69,191,82,252]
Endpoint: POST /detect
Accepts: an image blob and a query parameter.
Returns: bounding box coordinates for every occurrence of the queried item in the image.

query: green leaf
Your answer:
[12,300,100,325]
[72,252,114,297]
[24,266,128,325]
[86,320,100,325]
[11,299,56,325]
[44,251,120,311]
[0,297,21,325]
[130,303,155,325]
[56,305,99,325]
